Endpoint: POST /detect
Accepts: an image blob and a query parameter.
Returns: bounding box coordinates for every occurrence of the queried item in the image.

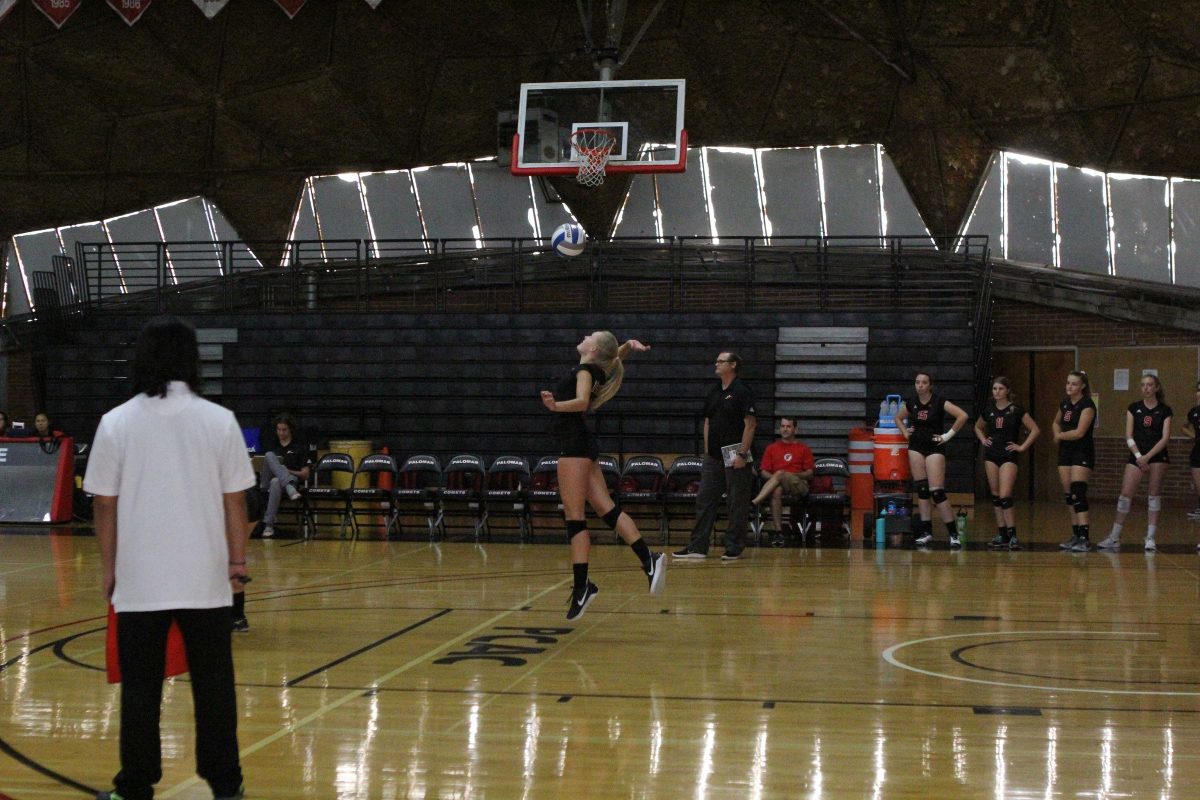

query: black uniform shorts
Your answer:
[1056,441,1094,469]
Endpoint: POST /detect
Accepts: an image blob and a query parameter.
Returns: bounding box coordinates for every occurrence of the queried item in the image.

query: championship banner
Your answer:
[33,0,82,28]
[108,0,152,26]
[192,0,228,19]
[0,0,17,25]
[273,0,305,18]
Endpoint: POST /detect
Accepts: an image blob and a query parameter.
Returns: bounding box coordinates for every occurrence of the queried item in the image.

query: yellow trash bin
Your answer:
[327,439,375,536]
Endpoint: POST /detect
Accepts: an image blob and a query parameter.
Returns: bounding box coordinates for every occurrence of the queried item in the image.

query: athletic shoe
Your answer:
[720,551,741,561]
[1070,537,1091,552]
[566,582,598,621]
[96,792,126,800]
[987,534,1007,550]
[231,616,250,634]
[261,525,274,538]
[285,483,301,501]
[770,533,786,548]
[672,548,706,559]
[1143,536,1157,552]
[1059,534,1080,550]
[949,534,962,549]
[914,532,933,546]
[1188,507,1200,520]
[1096,534,1121,551]
[216,788,246,800]
[1008,536,1021,551]
[646,553,667,595]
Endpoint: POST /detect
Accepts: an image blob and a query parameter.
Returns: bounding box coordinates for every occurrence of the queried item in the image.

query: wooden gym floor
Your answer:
[1,501,1198,799]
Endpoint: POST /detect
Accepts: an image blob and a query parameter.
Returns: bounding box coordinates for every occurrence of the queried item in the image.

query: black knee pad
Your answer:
[601,506,623,529]
[1070,481,1089,512]
[915,479,931,500]
[1064,492,1074,506]
[999,497,1014,510]
[991,495,1003,508]
[930,488,948,505]
[565,519,588,539]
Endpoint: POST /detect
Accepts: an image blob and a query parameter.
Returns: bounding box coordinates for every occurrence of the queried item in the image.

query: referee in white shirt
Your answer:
[85,316,255,800]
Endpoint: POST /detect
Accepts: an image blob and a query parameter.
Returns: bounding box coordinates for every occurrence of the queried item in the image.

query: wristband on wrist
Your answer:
[1134,452,1143,460]
[1126,438,1137,450]
[940,428,956,442]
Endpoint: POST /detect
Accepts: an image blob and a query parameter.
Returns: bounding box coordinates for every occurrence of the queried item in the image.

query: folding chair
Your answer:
[486,455,532,541]
[347,453,399,540]
[299,452,355,539]
[527,455,561,537]
[394,454,443,540]
[802,456,852,540]
[617,456,666,543]
[440,454,488,541]
[664,455,704,545]
[598,455,621,496]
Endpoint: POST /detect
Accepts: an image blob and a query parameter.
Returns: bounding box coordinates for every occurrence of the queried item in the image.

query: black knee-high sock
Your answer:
[1072,523,1080,538]
[232,591,245,618]
[1006,526,1016,540]
[573,563,588,595]
[997,525,1006,538]
[945,520,957,537]
[629,538,652,571]
[1078,524,1090,540]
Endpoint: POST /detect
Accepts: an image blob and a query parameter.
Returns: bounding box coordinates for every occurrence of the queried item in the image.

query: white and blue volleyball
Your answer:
[551,222,586,257]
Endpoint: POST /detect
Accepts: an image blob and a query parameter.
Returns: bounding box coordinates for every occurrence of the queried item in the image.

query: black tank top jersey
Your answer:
[906,394,947,445]
[1188,405,1200,436]
[981,402,1025,457]
[552,364,606,433]
[1058,396,1096,442]
[1128,400,1172,452]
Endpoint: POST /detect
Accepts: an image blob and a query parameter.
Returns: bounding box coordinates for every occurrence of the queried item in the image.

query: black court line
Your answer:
[974,706,1042,716]
[953,615,1001,621]
[52,628,106,673]
[284,608,453,687]
[950,637,1196,686]
[763,701,776,709]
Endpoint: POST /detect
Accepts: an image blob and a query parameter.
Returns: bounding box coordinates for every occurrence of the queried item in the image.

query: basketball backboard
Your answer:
[510,79,686,177]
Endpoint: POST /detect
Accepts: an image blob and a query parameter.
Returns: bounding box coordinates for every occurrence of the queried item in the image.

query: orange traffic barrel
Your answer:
[873,426,910,481]
[848,427,874,510]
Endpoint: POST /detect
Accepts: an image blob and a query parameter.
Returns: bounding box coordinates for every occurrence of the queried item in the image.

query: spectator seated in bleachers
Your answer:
[0,410,10,437]
[751,416,814,547]
[34,411,66,439]
[258,413,311,538]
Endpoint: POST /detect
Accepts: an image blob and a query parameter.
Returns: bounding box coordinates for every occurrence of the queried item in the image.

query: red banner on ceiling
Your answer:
[108,0,152,26]
[33,0,82,28]
[0,0,17,25]
[192,0,228,19]
[274,0,305,18]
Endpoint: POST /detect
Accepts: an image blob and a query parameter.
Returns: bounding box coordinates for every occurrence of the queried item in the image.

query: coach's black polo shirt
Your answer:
[703,377,756,460]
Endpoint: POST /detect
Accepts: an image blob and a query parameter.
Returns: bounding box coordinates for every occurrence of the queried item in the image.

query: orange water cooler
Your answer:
[848,427,874,511]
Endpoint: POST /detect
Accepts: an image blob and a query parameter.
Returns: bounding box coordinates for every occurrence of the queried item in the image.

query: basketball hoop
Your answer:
[570,128,617,187]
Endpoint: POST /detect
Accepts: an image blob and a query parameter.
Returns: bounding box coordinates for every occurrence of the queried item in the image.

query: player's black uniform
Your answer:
[1056,396,1096,468]
[1188,405,1200,469]
[552,363,606,460]
[981,402,1026,466]
[906,394,948,457]
[1127,401,1172,465]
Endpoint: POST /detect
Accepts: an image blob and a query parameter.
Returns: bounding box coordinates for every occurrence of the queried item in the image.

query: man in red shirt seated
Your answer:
[752,416,814,546]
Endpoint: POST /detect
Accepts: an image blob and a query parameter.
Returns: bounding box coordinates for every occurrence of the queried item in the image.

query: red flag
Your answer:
[0,0,18,25]
[105,604,190,684]
[273,0,305,18]
[107,0,153,26]
[33,0,81,28]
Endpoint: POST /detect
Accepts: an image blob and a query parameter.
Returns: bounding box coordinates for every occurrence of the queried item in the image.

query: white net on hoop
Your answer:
[571,128,617,187]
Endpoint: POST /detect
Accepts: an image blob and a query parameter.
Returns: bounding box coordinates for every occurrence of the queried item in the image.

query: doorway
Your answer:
[988,349,1075,501]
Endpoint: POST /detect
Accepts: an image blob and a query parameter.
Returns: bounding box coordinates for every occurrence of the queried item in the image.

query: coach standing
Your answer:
[673,350,757,561]
[85,316,255,800]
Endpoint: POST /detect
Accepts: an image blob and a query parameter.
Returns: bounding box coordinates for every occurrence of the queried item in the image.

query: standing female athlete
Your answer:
[1098,374,1172,551]
[1185,381,1200,533]
[974,376,1040,550]
[1053,370,1096,552]
[540,332,664,620]
[894,372,969,548]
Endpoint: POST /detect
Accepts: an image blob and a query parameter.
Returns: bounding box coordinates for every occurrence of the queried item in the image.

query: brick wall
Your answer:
[993,298,1199,506]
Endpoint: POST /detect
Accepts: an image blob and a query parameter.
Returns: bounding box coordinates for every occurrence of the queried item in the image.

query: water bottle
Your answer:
[955,508,968,541]
[878,399,889,424]
[875,515,886,545]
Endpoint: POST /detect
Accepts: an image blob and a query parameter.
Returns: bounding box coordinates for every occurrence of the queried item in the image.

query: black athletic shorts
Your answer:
[984,453,1018,467]
[1056,441,1094,468]
[1128,451,1169,466]
[908,438,945,458]
[1191,445,1200,469]
[556,428,599,460]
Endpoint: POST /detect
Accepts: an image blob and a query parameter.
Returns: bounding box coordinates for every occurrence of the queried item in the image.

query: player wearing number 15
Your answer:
[84,316,255,800]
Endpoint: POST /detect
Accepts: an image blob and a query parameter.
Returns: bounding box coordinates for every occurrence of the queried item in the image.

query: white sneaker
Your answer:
[1187,507,1200,520]
[914,533,933,546]
[285,483,301,501]
[1143,536,1157,552]
[261,526,274,538]
[646,552,667,595]
[1096,534,1120,551]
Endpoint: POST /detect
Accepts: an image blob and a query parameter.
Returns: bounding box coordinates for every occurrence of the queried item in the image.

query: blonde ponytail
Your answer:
[588,331,624,410]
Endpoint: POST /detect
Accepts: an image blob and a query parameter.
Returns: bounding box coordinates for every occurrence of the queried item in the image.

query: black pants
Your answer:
[685,455,753,555]
[114,607,242,800]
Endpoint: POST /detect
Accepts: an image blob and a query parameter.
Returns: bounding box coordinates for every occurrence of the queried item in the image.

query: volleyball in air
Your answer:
[551,222,586,257]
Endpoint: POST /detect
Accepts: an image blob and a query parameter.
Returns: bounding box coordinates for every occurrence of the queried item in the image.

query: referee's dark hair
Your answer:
[133,315,203,398]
